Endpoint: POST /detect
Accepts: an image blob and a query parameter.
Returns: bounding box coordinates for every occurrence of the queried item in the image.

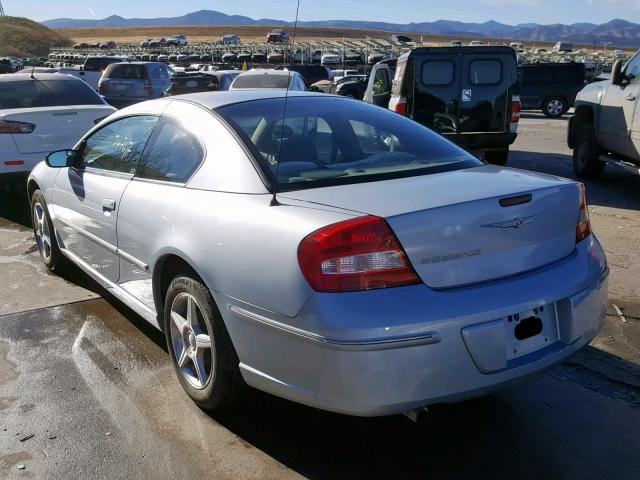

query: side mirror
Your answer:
[612,60,624,85]
[79,66,84,71]
[46,150,75,168]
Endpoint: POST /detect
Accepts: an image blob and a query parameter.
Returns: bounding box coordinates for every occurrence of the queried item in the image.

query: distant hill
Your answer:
[1,16,73,57]
[42,10,640,47]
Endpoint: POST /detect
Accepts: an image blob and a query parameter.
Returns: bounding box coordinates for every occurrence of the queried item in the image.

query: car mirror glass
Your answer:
[46,150,75,168]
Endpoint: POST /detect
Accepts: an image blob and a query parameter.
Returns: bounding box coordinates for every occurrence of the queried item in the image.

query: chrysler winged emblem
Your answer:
[481,213,545,229]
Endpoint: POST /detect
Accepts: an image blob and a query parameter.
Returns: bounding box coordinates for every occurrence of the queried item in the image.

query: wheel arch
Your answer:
[152,252,208,330]
[27,178,41,201]
[568,104,596,149]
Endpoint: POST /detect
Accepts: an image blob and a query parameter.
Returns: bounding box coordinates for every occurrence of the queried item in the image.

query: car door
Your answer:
[599,53,640,158]
[370,66,393,107]
[51,115,158,282]
[116,113,205,310]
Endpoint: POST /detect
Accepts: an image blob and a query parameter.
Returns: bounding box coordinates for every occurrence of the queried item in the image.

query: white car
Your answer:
[469,40,484,46]
[321,52,343,66]
[0,73,116,176]
[229,69,307,91]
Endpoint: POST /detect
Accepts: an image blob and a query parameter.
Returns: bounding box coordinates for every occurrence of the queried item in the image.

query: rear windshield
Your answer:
[84,58,121,72]
[0,79,103,109]
[232,74,291,89]
[104,64,148,79]
[217,97,480,191]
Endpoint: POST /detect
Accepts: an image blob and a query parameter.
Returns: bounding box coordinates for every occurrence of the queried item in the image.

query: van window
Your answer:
[469,60,502,85]
[372,68,391,95]
[421,61,454,86]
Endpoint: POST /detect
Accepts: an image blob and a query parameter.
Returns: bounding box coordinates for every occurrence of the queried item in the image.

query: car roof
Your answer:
[0,72,81,82]
[168,90,328,110]
[238,69,298,77]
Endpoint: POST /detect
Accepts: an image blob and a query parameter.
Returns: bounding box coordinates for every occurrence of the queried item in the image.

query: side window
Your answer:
[421,61,455,86]
[80,116,158,174]
[372,68,391,95]
[623,55,640,85]
[136,119,203,183]
[469,60,502,85]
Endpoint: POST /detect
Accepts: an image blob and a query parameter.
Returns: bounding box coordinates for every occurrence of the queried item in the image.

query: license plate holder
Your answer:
[506,304,559,360]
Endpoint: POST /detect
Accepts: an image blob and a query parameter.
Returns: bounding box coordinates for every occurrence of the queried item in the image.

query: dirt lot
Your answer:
[0,112,639,479]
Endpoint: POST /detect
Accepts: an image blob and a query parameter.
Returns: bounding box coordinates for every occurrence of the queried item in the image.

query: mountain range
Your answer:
[42,10,640,47]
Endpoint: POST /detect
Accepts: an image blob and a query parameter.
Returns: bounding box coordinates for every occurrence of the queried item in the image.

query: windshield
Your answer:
[232,74,291,89]
[216,97,481,191]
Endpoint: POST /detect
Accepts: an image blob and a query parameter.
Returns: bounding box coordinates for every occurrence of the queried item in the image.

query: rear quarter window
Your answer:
[469,60,502,85]
[421,61,455,86]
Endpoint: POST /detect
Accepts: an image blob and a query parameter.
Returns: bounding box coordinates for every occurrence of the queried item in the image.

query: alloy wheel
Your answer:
[169,292,213,389]
[546,100,563,116]
[33,203,52,261]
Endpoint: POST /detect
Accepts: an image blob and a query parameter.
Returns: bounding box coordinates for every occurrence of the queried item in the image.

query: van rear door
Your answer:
[458,52,511,133]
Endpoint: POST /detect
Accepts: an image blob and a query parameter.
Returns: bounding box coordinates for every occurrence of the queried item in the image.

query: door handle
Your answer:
[626,94,637,101]
[102,198,116,211]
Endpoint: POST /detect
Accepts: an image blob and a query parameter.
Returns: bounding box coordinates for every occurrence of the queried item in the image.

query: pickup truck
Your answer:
[568,51,640,179]
[58,56,131,90]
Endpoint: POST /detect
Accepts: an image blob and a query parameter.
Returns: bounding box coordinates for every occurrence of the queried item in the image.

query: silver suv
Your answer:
[98,62,173,109]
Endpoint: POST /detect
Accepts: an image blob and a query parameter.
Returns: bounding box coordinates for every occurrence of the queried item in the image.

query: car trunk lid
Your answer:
[2,106,113,154]
[283,166,581,289]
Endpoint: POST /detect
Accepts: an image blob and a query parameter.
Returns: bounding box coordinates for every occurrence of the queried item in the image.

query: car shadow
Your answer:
[509,150,640,211]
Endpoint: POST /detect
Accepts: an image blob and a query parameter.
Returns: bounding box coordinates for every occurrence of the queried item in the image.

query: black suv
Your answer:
[366,47,520,165]
[518,63,586,118]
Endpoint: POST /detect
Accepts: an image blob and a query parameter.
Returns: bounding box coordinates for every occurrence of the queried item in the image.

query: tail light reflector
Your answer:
[576,183,591,243]
[394,98,408,116]
[298,216,420,292]
[0,120,35,134]
[3,160,24,166]
[511,95,521,123]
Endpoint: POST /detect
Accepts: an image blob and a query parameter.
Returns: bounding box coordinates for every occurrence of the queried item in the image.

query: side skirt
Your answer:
[60,247,161,330]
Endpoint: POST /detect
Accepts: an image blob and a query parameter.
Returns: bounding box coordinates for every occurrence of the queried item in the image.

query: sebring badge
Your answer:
[481,213,545,229]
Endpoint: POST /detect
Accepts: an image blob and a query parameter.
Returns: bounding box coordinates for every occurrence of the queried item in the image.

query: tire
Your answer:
[164,275,243,410]
[30,189,65,271]
[542,97,567,118]
[484,147,509,166]
[573,123,605,180]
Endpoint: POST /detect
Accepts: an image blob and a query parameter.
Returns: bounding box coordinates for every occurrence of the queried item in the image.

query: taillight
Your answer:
[576,183,591,243]
[0,120,35,134]
[394,98,408,116]
[298,216,420,292]
[511,95,521,123]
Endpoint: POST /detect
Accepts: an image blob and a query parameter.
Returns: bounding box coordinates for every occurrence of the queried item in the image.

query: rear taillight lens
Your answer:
[394,98,408,116]
[511,95,521,123]
[0,120,35,134]
[576,183,591,243]
[298,216,420,292]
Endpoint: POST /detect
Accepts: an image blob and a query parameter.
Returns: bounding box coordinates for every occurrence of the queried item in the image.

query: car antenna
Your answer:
[271,0,301,207]
[30,63,36,79]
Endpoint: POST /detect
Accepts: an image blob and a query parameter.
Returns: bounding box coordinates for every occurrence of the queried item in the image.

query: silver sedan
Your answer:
[28,91,608,416]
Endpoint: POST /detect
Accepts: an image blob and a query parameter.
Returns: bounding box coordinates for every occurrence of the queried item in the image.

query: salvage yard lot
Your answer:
[1,113,639,479]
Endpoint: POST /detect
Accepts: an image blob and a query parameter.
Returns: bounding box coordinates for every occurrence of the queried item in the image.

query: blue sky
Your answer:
[4,0,639,25]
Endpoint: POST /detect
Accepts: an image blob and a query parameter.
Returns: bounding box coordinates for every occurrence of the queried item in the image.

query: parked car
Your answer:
[167,35,188,47]
[611,49,627,59]
[267,52,285,64]
[0,58,17,74]
[391,34,414,44]
[222,52,238,63]
[449,40,463,47]
[0,73,115,178]
[149,38,167,48]
[140,40,151,48]
[98,62,173,108]
[510,42,525,53]
[27,90,608,416]
[222,35,240,45]
[230,69,307,91]
[568,51,640,179]
[59,56,132,90]
[364,46,521,166]
[99,41,117,50]
[274,64,331,85]
[321,52,343,66]
[553,42,573,53]
[367,51,387,65]
[167,70,240,95]
[267,29,289,43]
[518,63,586,118]
[469,40,484,46]
[335,75,368,99]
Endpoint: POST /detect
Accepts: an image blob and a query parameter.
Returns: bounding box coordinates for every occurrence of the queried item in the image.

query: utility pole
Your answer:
[0,1,5,16]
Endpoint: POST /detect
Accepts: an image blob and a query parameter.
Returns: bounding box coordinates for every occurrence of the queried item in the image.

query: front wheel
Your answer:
[573,123,605,180]
[164,275,243,410]
[484,147,509,166]
[543,97,567,118]
[30,190,65,271]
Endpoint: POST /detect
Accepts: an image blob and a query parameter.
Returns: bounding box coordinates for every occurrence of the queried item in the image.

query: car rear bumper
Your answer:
[443,132,517,149]
[216,235,608,416]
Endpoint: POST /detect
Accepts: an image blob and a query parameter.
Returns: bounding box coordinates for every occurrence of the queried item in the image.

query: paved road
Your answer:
[1,113,639,479]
